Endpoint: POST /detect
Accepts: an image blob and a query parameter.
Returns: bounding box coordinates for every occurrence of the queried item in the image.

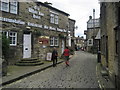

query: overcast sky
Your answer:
[38,0,100,38]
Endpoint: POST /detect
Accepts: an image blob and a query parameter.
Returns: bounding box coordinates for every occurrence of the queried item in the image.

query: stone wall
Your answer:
[1,1,69,64]
[100,2,120,88]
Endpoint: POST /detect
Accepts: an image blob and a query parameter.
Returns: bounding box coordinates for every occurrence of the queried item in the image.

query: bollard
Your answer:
[97,51,101,63]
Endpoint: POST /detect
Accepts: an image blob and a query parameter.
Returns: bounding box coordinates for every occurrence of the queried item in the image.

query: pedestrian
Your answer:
[63,46,70,66]
[51,47,58,67]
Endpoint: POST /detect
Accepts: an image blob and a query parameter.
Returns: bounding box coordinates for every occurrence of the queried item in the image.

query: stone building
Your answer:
[0,0,70,65]
[86,16,100,53]
[74,36,85,51]
[100,2,120,89]
[68,18,76,49]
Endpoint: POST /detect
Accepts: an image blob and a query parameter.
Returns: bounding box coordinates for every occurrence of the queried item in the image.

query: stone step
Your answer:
[21,58,38,61]
[15,58,44,66]
[15,62,44,66]
[18,60,41,63]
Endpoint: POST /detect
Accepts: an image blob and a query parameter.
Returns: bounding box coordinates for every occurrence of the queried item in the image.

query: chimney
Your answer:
[89,16,92,19]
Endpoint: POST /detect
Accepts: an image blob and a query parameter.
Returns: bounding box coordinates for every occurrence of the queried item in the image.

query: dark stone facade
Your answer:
[1,1,70,65]
[100,2,120,89]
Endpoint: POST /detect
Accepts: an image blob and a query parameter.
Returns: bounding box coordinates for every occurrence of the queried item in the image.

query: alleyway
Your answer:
[3,51,99,88]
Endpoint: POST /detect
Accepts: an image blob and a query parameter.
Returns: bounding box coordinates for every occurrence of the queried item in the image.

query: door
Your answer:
[23,34,31,58]
[61,39,65,54]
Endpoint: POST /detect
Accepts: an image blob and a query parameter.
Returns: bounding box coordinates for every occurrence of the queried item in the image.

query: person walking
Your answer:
[51,47,58,67]
[63,47,70,66]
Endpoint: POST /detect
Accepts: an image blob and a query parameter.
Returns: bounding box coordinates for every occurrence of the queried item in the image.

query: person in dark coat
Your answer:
[51,47,58,67]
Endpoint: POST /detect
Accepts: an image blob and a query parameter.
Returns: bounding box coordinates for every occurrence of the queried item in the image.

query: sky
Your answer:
[38,0,100,38]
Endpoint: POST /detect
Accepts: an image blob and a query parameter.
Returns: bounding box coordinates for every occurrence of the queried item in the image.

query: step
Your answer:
[15,62,44,66]
[21,58,38,61]
[18,60,41,63]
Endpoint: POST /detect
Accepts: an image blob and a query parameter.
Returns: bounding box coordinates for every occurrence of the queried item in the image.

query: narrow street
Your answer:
[3,51,99,88]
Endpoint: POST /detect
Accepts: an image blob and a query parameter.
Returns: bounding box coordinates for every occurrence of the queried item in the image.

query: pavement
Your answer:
[0,52,116,89]
[96,63,115,89]
[1,59,64,86]
[1,55,74,87]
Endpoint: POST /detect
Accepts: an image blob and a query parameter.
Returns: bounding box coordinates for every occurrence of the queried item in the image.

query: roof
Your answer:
[69,18,76,22]
[35,1,70,16]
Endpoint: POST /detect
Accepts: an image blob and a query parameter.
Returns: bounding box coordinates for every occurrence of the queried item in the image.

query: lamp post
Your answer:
[93,9,95,54]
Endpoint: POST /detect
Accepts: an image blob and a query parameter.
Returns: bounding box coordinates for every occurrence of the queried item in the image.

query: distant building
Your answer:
[74,36,85,51]
[85,16,100,53]
[68,18,76,49]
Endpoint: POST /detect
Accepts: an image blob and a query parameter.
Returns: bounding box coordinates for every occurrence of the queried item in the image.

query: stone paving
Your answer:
[2,51,99,88]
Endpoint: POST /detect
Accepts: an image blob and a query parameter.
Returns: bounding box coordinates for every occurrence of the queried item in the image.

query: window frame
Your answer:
[50,37,54,46]
[1,0,9,12]
[50,37,59,46]
[10,0,18,14]
[50,13,54,24]
[50,13,59,24]
[0,0,18,14]
[9,32,17,46]
[115,29,118,54]
[2,31,17,46]
[54,37,59,46]
[55,15,58,24]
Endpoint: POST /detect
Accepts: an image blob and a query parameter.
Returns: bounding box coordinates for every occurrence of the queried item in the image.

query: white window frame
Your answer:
[1,0,9,12]
[54,37,58,46]
[9,32,17,46]
[10,0,18,14]
[50,37,59,46]
[2,31,17,46]
[55,15,58,24]
[0,0,18,14]
[50,13,59,24]
[2,31,9,38]
[50,37,54,46]
[50,14,54,24]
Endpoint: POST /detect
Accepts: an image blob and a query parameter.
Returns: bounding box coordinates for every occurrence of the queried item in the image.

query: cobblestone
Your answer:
[3,51,99,88]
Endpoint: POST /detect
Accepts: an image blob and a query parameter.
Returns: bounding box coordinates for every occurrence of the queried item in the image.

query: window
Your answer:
[9,32,17,46]
[54,37,58,46]
[0,0,18,14]
[50,37,59,46]
[2,31,17,46]
[50,37,54,46]
[89,40,92,44]
[55,15,58,24]
[50,14,54,24]
[115,30,118,54]
[10,1,18,14]
[1,0,9,12]
[50,13,59,24]
[2,31,9,38]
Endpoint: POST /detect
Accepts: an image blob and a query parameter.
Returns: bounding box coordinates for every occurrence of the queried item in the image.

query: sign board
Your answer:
[38,36,49,45]
[46,53,52,61]
[87,39,93,46]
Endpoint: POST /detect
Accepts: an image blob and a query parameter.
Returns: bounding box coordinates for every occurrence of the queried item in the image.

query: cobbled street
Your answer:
[3,51,99,88]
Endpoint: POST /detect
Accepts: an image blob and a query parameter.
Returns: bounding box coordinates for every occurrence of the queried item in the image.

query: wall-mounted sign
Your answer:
[38,36,49,45]
[87,39,93,46]
[27,22,42,28]
[0,17,25,25]
[49,26,56,31]
[28,6,44,20]
[57,28,63,32]
[0,16,67,33]
[44,25,49,29]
